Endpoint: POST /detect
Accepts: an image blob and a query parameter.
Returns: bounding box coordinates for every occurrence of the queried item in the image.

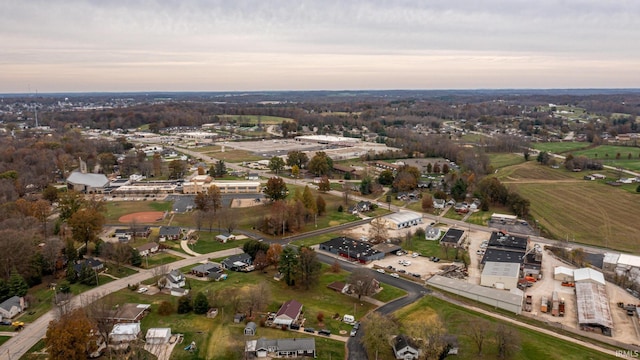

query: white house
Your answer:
[145,328,172,345]
[0,296,26,320]
[136,242,159,257]
[393,334,420,360]
[433,199,445,209]
[110,323,141,343]
[162,270,186,289]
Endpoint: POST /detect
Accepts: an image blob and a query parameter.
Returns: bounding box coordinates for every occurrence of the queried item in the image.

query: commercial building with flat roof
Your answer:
[319,237,384,263]
[480,261,521,290]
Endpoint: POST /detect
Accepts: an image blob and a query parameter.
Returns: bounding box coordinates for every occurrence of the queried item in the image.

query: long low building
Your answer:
[382,211,423,230]
[575,282,613,336]
[182,180,261,194]
[319,237,384,263]
[427,275,523,314]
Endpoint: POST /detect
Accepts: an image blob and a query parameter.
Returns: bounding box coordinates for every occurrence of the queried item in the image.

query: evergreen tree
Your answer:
[8,268,29,297]
[130,249,142,266]
[193,292,210,314]
[0,279,10,302]
[79,263,97,286]
[66,264,78,284]
[177,294,193,314]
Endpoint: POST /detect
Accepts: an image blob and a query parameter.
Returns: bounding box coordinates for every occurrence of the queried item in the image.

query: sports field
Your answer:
[496,162,640,252]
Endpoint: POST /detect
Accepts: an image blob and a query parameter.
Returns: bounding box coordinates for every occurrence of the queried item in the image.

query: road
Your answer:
[0,248,242,360]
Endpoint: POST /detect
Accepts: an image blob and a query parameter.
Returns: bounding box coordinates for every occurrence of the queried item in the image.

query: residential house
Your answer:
[245,337,316,358]
[273,300,303,328]
[221,253,253,272]
[392,334,420,360]
[145,328,172,345]
[163,270,186,289]
[136,242,159,257]
[244,322,258,336]
[97,303,151,324]
[158,226,182,241]
[191,262,222,277]
[73,258,104,277]
[327,281,348,294]
[114,228,132,242]
[109,323,141,344]
[0,296,26,320]
[433,198,445,209]
[348,201,372,215]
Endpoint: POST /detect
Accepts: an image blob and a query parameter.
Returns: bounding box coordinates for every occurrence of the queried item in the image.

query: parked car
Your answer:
[376,268,385,274]
[480,241,489,249]
[137,287,148,293]
[318,329,331,336]
[412,273,421,278]
[412,253,419,258]
[350,328,357,337]
[386,265,395,270]
[476,250,485,255]
[430,257,440,262]
[290,324,300,330]
[304,327,315,333]
[353,322,360,330]
[402,260,411,266]
[390,273,399,278]
[398,269,406,274]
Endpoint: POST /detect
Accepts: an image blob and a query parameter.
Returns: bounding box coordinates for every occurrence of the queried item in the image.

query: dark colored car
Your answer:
[290,324,300,330]
[412,273,421,278]
[318,329,331,336]
[304,327,315,333]
[398,269,406,274]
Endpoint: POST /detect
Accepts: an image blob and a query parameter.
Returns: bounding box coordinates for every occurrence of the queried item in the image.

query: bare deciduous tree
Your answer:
[348,269,377,300]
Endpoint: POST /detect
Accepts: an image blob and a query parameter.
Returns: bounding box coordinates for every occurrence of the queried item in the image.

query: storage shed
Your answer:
[553,266,574,282]
[244,322,257,336]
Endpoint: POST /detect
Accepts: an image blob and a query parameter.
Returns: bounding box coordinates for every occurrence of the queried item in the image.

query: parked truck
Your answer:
[525,295,533,312]
[551,291,560,316]
[559,298,565,317]
[541,296,549,313]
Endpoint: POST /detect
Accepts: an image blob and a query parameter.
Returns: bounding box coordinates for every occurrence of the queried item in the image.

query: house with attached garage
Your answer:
[221,253,253,272]
[136,242,159,257]
[273,300,303,328]
[158,226,182,241]
[191,262,223,277]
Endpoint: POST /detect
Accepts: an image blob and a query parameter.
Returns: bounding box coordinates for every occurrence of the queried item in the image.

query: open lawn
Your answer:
[531,142,591,154]
[204,149,265,163]
[102,267,367,359]
[393,296,611,360]
[570,145,640,172]
[496,161,640,251]
[400,233,468,263]
[189,232,250,254]
[218,114,295,125]
[488,153,527,169]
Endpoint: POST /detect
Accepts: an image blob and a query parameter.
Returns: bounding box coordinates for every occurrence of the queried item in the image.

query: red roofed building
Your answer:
[273,300,303,328]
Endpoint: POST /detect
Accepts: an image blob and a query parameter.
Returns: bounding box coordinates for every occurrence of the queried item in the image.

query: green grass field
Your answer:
[531,142,591,154]
[488,153,527,169]
[569,145,640,171]
[104,200,173,223]
[496,161,640,251]
[218,114,295,125]
[393,296,611,360]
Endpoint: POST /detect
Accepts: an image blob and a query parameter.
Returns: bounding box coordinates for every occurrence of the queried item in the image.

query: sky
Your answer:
[1,0,639,93]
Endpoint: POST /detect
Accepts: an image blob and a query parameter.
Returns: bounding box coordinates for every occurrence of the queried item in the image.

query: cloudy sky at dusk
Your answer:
[2,0,639,93]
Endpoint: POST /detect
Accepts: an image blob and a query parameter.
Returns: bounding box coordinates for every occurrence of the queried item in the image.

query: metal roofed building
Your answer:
[382,211,423,230]
[575,282,613,336]
[66,171,109,193]
[480,261,521,290]
[246,337,316,358]
[319,237,384,263]
[553,266,575,282]
[573,268,606,286]
[427,275,523,314]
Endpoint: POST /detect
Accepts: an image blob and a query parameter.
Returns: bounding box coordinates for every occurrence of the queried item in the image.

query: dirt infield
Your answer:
[119,211,165,223]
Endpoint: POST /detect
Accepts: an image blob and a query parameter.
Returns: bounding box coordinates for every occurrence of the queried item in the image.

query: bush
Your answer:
[158,301,174,316]
[317,312,324,323]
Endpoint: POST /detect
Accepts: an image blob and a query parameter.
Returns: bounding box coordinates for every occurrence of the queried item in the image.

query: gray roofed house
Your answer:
[66,171,109,193]
[191,262,222,277]
[0,296,26,320]
[158,226,182,241]
[245,337,316,358]
[424,226,441,240]
[393,334,420,360]
[163,270,185,289]
[136,242,159,257]
[221,253,252,271]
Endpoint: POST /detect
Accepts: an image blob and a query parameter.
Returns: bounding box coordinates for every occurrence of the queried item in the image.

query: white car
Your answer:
[376,268,385,274]
[137,287,148,294]
[402,260,411,266]
[412,253,419,258]
[390,273,399,278]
